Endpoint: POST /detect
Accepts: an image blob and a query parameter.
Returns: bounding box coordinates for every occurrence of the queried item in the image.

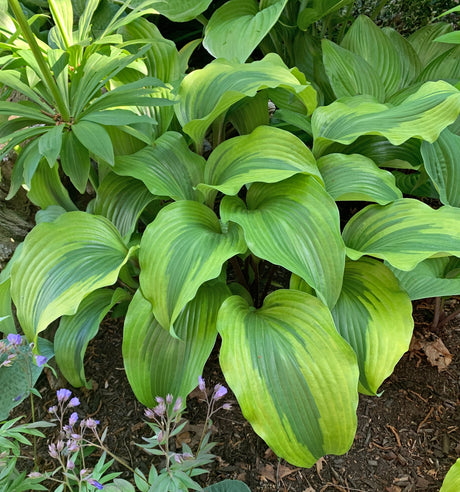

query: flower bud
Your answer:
[56,389,72,403]
[166,394,173,405]
[154,401,166,417]
[48,443,59,459]
[67,459,75,470]
[213,384,228,400]
[222,403,232,411]
[198,376,206,392]
[69,412,79,426]
[68,397,80,408]
[144,408,155,419]
[173,397,183,413]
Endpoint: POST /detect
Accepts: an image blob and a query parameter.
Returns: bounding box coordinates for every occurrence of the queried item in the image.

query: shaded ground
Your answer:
[14,297,458,492]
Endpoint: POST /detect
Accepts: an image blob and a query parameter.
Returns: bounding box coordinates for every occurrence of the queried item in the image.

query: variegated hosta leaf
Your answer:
[148,0,212,22]
[203,0,287,63]
[331,258,413,396]
[421,129,460,207]
[312,80,460,157]
[441,458,460,492]
[322,39,385,102]
[387,256,460,300]
[317,153,402,204]
[10,212,134,342]
[342,199,460,270]
[416,46,460,84]
[176,53,317,147]
[139,201,246,331]
[55,288,129,388]
[197,126,321,196]
[220,174,345,309]
[123,280,230,406]
[88,172,154,240]
[217,290,359,467]
[226,91,270,136]
[114,132,205,202]
[0,245,23,336]
[341,15,402,98]
[320,135,423,170]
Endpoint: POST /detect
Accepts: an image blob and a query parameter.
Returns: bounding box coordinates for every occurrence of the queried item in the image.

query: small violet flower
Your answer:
[7,333,21,346]
[56,388,72,403]
[48,443,59,459]
[213,384,228,400]
[69,412,79,426]
[144,408,155,419]
[48,405,58,414]
[198,375,206,392]
[28,471,43,479]
[67,459,75,470]
[222,403,232,411]
[154,401,166,417]
[34,355,47,367]
[88,478,104,489]
[173,396,183,413]
[68,397,80,408]
[166,393,173,405]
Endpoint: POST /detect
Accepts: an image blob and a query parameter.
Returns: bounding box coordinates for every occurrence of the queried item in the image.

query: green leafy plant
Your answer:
[441,458,460,492]
[1,0,459,478]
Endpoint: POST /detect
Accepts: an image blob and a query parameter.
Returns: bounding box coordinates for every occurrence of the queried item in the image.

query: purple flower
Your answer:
[56,389,72,403]
[7,333,21,345]
[155,396,164,404]
[198,376,206,392]
[173,397,183,413]
[69,412,79,426]
[222,403,232,411]
[48,405,58,414]
[174,453,184,464]
[48,443,59,459]
[154,401,166,417]
[166,394,173,405]
[56,440,64,452]
[28,471,43,479]
[144,408,155,419]
[67,459,75,470]
[88,478,104,489]
[83,418,99,429]
[68,397,80,408]
[34,355,47,367]
[67,440,80,453]
[213,384,228,400]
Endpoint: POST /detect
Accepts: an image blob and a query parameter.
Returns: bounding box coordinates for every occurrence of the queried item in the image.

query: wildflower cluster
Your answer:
[45,388,108,490]
[0,333,47,369]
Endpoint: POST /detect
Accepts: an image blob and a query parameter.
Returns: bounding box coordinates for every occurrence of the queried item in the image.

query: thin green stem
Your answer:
[196,14,208,27]
[9,0,70,121]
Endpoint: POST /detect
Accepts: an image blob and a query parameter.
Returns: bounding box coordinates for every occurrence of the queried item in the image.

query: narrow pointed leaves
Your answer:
[10,212,133,342]
[197,126,321,196]
[332,258,413,396]
[139,201,246,331]
[123,281,230,406]
[343,199,460,270]
[217,290,359,467]
[220,175,345,308]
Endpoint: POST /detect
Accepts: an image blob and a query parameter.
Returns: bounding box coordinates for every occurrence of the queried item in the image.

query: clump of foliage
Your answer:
[0,0,459,481]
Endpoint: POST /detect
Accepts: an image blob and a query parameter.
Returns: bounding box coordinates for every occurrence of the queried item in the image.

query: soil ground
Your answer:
[13,297,459,492]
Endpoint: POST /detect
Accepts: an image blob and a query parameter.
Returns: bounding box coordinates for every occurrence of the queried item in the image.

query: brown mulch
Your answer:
[13,297,458,492]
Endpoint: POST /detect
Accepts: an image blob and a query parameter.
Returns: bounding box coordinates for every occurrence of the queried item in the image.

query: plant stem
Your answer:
[9,0,70,121]
[437,306,460,329]
[196,14,208,27]
[230,257,250,292]
[29,392,38,466]
[432,296,444,329]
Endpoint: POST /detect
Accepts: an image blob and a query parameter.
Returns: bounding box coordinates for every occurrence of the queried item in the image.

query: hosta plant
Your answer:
[1,0,460,472]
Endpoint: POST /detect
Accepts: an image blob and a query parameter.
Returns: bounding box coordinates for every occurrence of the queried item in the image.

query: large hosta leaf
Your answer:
[220,174,345,308]
[217,290,359,467]
[123,280,230,406]
[322,39,385,102]
[341,15,401,98]
[197,126,321,196]
[139,201,246,331]
[176,53,317,147]
[331,258,413,396]
[387,257,460,300]
[10,212,133,342]
[114,132,205,202]
[421,129,460,207]
[55,288,129,388]
[148,0,212,22]
[408,23,456,67]
[312,80,460,156]
[88,172,154,239]
[203,0,287,63]
[317,153,402,204]
[342,199,460,270]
